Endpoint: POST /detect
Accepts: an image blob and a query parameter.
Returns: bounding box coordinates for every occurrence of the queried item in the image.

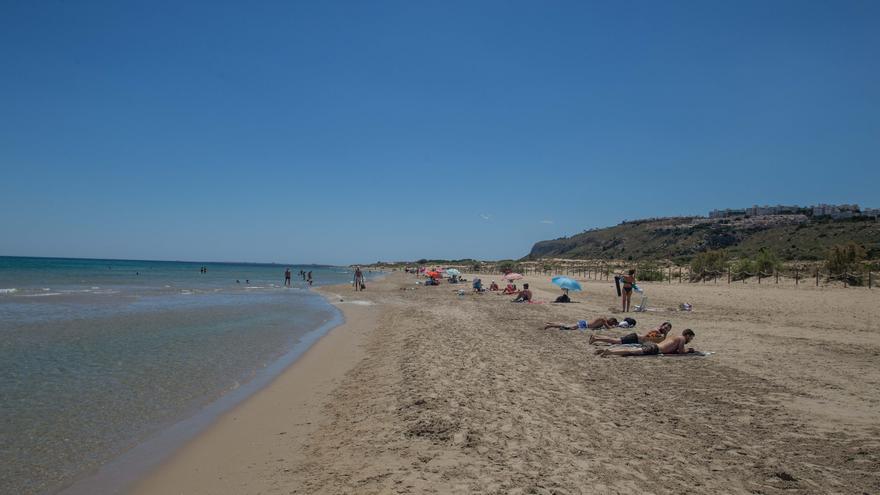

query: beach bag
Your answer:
[624,317,636,327]
[360,281,366,290]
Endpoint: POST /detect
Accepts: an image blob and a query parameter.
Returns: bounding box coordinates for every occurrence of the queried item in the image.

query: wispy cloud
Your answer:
[480,213,493,221]
[540,219,554,224]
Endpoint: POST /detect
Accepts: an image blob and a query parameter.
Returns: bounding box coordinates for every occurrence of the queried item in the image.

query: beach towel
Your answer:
[605,344,713,357]
[656,351,713,357]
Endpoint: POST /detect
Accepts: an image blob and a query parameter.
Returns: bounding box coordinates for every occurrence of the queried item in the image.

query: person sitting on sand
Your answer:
[502,283,517,295]
[589,321,672,346]
[512,283,532,302]
[554,289,571,303]
[489,281,499,291]
[544,317,619,331]
[472,278,483,292]
[596,329,694,357]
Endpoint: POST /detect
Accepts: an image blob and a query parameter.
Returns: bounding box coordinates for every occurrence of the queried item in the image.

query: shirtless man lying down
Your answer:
[596,329,695,357]
[589,322,671,345]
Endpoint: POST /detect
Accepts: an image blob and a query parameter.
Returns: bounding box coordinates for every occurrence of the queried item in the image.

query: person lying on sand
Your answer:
[501,283,517,295]
[596,329,694,357]
[544,317,619,330]
[589,322,672,345]
[512,283,532,302]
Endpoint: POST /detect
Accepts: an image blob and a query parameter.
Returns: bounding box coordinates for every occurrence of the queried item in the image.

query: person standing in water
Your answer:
[353,266,364,291]
[307,271,313,286]
[284,267,292,287]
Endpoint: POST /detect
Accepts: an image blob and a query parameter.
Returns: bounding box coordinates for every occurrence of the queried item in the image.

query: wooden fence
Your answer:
[454,263,875,289]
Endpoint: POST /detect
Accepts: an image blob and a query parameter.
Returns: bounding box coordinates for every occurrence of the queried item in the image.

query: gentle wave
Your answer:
[0,288,18,294]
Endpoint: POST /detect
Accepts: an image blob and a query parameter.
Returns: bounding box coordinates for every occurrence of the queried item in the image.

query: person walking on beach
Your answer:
[284,267,292,287]
[307,271,313,286]
[620,269,636,312]
[353,266,365,291]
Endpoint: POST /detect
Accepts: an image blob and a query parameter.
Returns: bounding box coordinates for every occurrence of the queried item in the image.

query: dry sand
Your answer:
[132,272,880,494]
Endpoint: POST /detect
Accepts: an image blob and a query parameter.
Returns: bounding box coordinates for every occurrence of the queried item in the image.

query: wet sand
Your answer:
[132,271,880,494]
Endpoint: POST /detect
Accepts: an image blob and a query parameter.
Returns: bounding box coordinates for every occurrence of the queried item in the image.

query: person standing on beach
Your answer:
[353,266,364,291]
[621,269,636,312]
[284,267,292,287]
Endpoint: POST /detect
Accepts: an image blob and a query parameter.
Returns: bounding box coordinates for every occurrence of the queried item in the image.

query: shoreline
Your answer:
[124,282,381,494]
[71,271,880,494]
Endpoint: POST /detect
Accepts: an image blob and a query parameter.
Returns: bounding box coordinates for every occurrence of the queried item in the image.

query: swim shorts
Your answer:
[640,343,660,355]
[577,320,587,329]
[620,332,639,345]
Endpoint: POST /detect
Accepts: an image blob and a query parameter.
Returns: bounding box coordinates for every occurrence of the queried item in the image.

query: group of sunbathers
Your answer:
[468,278,534,302]
[476,280,533,301]
[543,319,697,357]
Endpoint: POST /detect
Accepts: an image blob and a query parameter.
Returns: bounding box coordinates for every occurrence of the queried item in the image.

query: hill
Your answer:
[526,215,880,262]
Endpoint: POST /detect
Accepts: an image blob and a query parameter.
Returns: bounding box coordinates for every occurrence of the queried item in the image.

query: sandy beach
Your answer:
[132,271,880,494]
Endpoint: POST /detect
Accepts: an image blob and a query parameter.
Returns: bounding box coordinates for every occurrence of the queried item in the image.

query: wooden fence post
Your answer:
[816,269,819,287]
[844,272,848,288]
[678,267,682,283]
[869,270,873,289]
[795,268,799,285]
[758,272,761,284]
[775,270,779,284]
[728,267,731,284]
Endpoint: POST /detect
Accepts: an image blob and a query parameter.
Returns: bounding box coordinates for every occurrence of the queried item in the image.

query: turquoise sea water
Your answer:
[0,257,359,494]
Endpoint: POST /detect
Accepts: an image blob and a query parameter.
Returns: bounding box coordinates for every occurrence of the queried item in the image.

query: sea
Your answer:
[0,256,365,494]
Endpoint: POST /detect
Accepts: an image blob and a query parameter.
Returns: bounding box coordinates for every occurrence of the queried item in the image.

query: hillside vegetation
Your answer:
[527,216,880,262]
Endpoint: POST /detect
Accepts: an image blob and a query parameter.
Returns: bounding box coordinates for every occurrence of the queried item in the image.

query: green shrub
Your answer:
[732,258,754,281]
[637,261,666,281]
[826,242,867,285]
[690,250,727,281]
[826,242,866,274]
[753,248,781,276]
[496,260,521,273]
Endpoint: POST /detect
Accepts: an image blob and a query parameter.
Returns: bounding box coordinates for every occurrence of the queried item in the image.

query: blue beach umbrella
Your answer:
[445,268,461,276]
[551,276,582,292]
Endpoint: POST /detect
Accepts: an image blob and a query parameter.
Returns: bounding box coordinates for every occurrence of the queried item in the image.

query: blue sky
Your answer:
[1,1,878,265]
